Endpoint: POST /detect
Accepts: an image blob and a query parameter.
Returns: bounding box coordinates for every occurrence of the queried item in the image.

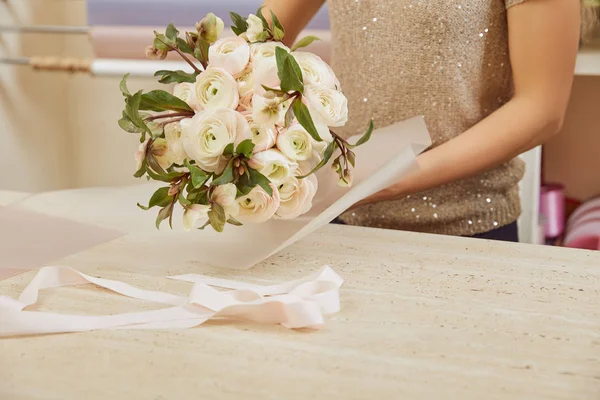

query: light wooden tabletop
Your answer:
[1,222,599,400]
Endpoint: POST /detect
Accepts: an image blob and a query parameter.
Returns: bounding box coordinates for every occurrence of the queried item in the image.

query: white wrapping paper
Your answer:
[11,116,431,270]
[0,117,430,336]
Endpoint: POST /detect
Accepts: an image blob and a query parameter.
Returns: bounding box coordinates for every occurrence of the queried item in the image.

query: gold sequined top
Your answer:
[329,0,528,236]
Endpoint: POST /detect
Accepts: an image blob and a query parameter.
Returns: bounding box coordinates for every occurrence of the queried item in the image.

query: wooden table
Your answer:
[1,220,599,399]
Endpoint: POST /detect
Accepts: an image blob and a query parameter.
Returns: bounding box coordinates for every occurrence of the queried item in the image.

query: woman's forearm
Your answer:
[262,0,326,46]
[396,96,563,195]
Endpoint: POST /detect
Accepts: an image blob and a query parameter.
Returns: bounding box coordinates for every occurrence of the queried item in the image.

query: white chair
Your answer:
[518,146,543,244]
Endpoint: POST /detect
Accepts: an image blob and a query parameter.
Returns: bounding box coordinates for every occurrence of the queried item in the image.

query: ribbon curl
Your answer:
[0,266,343,337]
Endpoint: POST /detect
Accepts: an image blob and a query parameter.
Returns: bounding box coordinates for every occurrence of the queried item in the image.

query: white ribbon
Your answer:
[0,266,343,337]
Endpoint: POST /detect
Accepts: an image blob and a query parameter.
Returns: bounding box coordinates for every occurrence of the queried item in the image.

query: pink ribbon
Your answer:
[540,184,565,239]
[0,266,343,337]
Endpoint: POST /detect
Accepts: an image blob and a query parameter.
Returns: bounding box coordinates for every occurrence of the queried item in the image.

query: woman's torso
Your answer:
[328,0,526,236]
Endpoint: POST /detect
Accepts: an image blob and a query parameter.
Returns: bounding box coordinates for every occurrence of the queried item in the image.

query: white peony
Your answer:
[246,14,265,43]
[180,108,251,172]
[248,149,298,185]
[242,112,278,153]
[208,36,250,76]
[304,85,349,127]
[250,42,290,64]
[211,183,239,218]
[164,121,188,165]
[292,51,340,89]
[236,184,280,223]
[173,83,198,110]
[183,204,210,231]
[276,123,315,161]
[275,169,318,219]
[193,67,239,110]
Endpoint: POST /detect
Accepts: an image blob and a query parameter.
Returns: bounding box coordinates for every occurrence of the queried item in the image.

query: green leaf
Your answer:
[350,119,374,148]
[134,164,147,178]
[291,35,321,52]
[124,90,151,136]
[255,31,271,42]
[166,23,179,43]
[118,116,143,133]
[256,6,270,29]
[273,26,285,41]
[178,191,192,206]
[235,139,255,158]
[223,143,235,157]
[292,97,322,141]
[227,217,243,226]
[208,203,226,232]
[154,69,197,84]
[229,12,248,35]
[297,141,337,179]
[139,90,193,113]
[184,159,209,188]
[137,187,172,210]
[145,166,185,183]
[261,84,288,96]
[211,159,235,186]
[146,153,167,175]
[177,37,194,55]
[284,100,295,127]
[347,150,356,168]
[194,38,210,64]
[153,33,171,51]
[275,47,304,93]
[248,168,273,196]
[270,10,285,37]
[119,73,131,97]
[155,202,174,229]
[236,185,253,197]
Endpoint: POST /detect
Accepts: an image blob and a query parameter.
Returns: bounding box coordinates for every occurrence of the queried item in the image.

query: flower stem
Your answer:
[155,36,202,74]
[145,111,193,121]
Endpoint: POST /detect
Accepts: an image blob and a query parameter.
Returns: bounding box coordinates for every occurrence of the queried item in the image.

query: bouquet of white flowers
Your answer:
[119,9,373,232]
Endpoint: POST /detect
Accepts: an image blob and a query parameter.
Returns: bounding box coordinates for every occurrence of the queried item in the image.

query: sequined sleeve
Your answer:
[505,0,529,8]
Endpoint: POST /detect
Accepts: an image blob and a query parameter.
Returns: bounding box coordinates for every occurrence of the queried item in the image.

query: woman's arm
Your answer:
[354,0,580,207]
[262,0,326,46]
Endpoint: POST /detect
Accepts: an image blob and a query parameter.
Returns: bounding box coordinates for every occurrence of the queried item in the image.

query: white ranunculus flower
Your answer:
[236,184,280,223]
[292,51,340,89]
[183,204,211,231]
[194,67,239,110]
[275,170,318,219]
[180,109,251,172]
[250,42,290,64]
[246,14,265,43]
[242,112,277,153]
[276,123,314,161]
[304,85,349,128]
[211,183,239,218]
[164,121,188,165]
[173,82,198,110]
[237,65,255,98]
[253,59,281,96]
[248,149,298,185]
[208,36,250,76]
[252,92,285,126]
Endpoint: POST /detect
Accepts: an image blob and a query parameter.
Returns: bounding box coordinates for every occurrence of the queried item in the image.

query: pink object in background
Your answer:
[540,184,566,239]
[564,197,600,251]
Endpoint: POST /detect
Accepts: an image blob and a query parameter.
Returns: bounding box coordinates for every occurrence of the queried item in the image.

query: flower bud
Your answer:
[338,169,353,187]
[196,13,224,44]
[145,45,159,59]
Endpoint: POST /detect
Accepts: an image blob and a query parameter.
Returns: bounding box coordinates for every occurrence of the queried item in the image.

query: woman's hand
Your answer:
[352,0,581,210]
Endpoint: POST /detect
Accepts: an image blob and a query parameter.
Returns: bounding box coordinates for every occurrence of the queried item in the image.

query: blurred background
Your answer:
[0,0,599,247]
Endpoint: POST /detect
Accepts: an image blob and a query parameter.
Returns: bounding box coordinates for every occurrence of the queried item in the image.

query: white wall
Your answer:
[0,1,72,192]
